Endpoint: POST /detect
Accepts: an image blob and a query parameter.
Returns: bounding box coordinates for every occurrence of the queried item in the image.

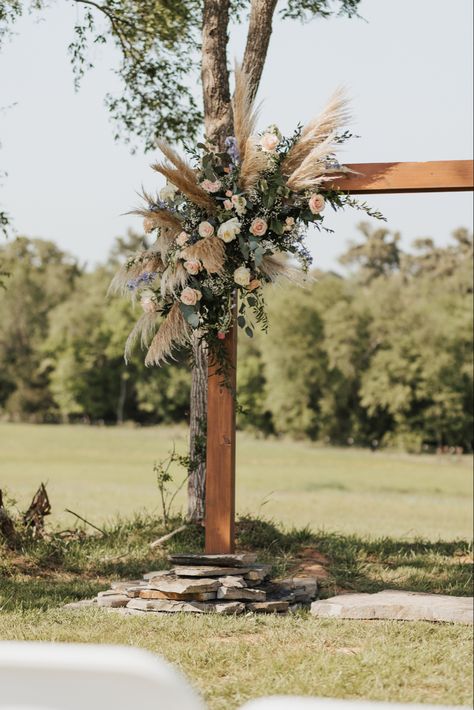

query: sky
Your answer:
[0,0,472,272]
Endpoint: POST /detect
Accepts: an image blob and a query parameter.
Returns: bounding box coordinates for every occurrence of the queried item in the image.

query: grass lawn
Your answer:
[1,422,472,539]
[0,423,472,709]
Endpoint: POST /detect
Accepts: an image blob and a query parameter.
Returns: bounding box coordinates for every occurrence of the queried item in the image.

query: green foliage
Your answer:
[1,223,472,451]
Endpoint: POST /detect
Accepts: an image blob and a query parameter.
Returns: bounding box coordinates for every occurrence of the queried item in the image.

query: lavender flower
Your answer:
[225,136,240,165]
[126,271,158,291]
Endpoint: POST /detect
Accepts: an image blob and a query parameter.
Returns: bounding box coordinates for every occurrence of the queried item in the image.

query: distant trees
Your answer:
[0,224,472,451]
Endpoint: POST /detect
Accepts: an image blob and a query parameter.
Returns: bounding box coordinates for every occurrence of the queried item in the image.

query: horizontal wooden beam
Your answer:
[333,160,474,194]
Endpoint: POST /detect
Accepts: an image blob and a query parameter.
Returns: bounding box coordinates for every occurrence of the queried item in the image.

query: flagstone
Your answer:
[218,575,247,588]
[127,598,245,614]
[97,593,130,608]
[310,590,473,624]
[172,565,252,577]
[139,589,216,601]
[217,586,266,601]
[146,575,220,594]
[168,553,257,567]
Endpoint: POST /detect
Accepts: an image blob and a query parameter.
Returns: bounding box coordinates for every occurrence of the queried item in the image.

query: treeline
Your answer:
[0,225,472,451]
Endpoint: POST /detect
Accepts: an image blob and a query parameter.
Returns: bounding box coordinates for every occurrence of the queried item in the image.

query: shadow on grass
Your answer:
[1,514,472,611]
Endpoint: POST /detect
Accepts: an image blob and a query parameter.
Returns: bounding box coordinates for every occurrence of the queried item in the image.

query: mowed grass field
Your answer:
[1,423,473,709]
[1,423,472,539]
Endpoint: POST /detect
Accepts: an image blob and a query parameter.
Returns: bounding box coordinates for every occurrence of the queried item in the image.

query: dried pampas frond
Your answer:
[282,88,350,177]
[180,236,226,274]
[233,63,260,165]
[239,136,269,192]
[160,261,188,298]
[286,133,338,192]
[157,226,180,263]
[260,254,309,285]
[145,303,191,366]
[152,141,215,212]
[130,206,182,232]
[124,312,158,364]
[107,252,164,297]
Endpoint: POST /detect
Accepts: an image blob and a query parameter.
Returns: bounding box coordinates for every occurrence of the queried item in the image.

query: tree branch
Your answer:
[242,0,278,102]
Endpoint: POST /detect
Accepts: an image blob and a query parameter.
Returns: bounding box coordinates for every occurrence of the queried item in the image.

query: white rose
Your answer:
[233,266,251,287]
[198,221,215,238]
[260,133,280,152]
[217,217,241,243]
[308,193,326,214]
[201,179,222,193]
[160,182,177,202]
[183,259,201,275]
[180,287,202,306]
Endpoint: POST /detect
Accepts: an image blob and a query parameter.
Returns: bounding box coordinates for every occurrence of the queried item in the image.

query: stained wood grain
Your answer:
[205,313,237,554]
[334,160,473,194]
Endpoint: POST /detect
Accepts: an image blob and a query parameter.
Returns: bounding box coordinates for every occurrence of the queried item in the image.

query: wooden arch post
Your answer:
[204,159,474,554]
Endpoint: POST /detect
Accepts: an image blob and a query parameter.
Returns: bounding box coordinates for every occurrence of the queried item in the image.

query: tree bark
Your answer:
[187,332,208,521]
[242,0,279,102]
[201,0,233,145]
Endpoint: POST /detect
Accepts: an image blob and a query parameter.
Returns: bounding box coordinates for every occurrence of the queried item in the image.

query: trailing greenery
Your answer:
[0,224,472,451]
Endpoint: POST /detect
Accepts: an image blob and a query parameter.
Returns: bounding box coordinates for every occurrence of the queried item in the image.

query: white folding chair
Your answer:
[239,698,462,710]
[0,642,205,710]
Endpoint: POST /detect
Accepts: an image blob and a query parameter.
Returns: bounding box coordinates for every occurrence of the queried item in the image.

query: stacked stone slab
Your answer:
[90,553,318,615]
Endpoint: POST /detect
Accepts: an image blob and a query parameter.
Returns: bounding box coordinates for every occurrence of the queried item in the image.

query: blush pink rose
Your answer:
[198,221,215,238]
[223,199,233,210]
[183,259,201,275]
[249,217,268,237]
[260,133,279,152]
[308,193,326,214]
[201,179,222,193]
[140,296,156,313]
[180,287,202,306]
[176,231,190,246]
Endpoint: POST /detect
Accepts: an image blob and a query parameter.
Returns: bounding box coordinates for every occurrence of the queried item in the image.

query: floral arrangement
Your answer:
[110,66,382,369]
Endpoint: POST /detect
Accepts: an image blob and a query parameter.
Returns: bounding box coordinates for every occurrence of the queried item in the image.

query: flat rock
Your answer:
[139,589,216,601]
[146,575,220,594]
[168,553,257,567]
[142,570,171,581]
[172,565,252,577]
[247,601,289,614]
[110,580,146,591]
[97,594,130,608]
[244,565,272,584]
[127,598,244,615]
[310,590,474,624]
[217,586,266,601]
[126,586,149,598]
[218,575,247,588]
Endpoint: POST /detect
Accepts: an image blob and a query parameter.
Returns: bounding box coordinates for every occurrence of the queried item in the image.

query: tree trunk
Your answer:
[242,0,279,101]
[187,333,208,521]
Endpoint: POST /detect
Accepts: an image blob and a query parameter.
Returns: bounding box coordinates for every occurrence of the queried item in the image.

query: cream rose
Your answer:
[159,182,177,202]
[198,221,215,238]
[260,132,279,152]
[250,217,268,237]
[231,194,247,215]
[309,193,326,214]
[180,287,202,306]
[233,266,251,287]
[223,199,233,210]
[176,231,190,246]
[201,179,222,193]
[183,259,201,275]
[217,217,241,243]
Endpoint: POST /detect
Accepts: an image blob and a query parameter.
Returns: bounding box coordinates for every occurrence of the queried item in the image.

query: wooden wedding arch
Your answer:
[204,158,474,554]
